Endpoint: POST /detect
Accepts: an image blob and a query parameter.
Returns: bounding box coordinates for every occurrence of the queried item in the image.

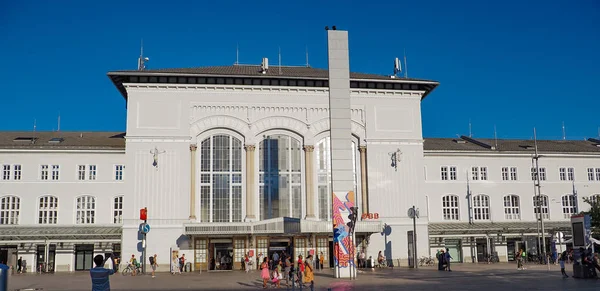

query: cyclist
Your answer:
[129,254,138,276]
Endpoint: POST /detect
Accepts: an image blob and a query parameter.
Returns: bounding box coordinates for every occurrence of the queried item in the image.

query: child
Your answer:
[559,251,568,278]
[272,267,281,288]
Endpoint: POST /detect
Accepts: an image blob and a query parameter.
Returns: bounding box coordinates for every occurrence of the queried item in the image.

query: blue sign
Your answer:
[142,224,150,234]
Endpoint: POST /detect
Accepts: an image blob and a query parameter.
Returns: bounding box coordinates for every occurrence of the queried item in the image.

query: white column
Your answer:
[245,145,257,221]
[304,145,316,219]
[189,145,197,220]
[359,146,368,215]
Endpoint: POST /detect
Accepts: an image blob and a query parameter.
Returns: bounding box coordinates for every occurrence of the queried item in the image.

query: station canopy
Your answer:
[428,221,572,236]
[0,225,122,241]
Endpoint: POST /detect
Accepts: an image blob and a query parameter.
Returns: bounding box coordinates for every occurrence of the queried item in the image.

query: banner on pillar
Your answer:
[332,191,356,268]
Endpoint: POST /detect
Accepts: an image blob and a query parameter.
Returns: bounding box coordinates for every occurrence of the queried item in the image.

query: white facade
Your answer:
[424,146,600,263]
[0,137,125,272]
[118,73,432,271]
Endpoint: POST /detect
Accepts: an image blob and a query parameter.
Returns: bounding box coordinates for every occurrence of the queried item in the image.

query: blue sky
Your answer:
[1,0,598,140]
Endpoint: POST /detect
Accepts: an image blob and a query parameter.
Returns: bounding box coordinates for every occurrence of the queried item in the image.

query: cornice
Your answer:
[124,83,422,97]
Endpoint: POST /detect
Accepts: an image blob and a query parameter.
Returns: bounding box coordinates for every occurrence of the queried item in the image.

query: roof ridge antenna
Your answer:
[562,121,566,140]
[278,46,282,75]
[57,112,61,132]
[469,119,472,138]
[305,45,310,67]
[137,39,149,71]
[403,49,408,78]
[235,43,239,65]
[460,135,495,150]
[494,124,498,150]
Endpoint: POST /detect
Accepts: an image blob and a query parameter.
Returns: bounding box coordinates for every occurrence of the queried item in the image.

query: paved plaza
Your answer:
[7,263,600,291]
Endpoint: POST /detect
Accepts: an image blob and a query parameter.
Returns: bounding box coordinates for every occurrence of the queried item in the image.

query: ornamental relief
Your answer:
[190,105,365,127]
[189,105,366,144]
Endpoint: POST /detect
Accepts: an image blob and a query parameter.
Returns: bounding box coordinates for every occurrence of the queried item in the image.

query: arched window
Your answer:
[503,195,520,220]
[473,194,490,220]
[38,196,58,224]
[199,134,243,223]
[561,194,576,219]
[113,196,123,224]
[76,196,96,224]
[533,195,549,220]
[0,196,20,225]
[315,137,359,221]
[442,195,459,220]
[259,134,302,219]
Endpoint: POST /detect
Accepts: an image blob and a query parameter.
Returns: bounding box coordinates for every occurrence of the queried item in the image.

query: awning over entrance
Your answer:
[184,217,301,236]
[0,225,122,242]
[428,221,572,236]
[184,218,383,236]
[300,220,383,234]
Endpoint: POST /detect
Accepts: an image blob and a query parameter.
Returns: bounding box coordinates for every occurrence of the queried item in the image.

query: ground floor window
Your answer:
[256,238,268,263]
[294,237,307,259]
[194,239,207,270]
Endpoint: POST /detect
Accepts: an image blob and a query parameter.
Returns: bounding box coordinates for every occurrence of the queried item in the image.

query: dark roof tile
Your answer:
[0,132,125,150]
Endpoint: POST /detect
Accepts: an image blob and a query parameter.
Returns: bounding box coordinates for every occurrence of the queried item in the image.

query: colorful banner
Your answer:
[332,191,356,268]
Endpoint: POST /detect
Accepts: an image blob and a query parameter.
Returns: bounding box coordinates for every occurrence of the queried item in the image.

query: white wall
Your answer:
[0,150,125,225]
[424,153,600,223]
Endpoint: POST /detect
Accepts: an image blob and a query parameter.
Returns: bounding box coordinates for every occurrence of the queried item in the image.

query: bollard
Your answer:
[0,263,9,291]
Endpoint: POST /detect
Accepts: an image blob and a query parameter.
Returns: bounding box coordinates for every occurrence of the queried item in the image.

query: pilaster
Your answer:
[245,145,257,221]
[304,145,316,220]
[189,144,197,220]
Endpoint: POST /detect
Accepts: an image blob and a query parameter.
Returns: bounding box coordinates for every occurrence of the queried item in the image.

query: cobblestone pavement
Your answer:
[7,263,600,291]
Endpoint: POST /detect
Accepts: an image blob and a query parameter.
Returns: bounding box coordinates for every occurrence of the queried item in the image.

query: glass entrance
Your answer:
[36,244,56,272]
[75,244,94,271]
[209,242,233,270]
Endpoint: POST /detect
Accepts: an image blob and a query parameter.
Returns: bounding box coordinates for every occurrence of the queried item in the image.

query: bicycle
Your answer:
[121,263,141,276]
[419,256,436,267]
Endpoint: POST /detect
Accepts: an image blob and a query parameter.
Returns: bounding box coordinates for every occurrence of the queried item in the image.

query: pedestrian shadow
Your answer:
[236,279,264,288]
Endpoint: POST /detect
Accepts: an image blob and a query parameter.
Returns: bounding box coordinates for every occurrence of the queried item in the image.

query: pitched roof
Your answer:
[0,131,125,150]
[107,65,439,99]
[115,65,436,82]
[424,137,600,153]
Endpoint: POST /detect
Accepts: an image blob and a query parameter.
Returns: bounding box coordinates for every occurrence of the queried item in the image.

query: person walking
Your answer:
[516,249,523,270]
[17,256,22,274]
[444,248,452,272]
[260,257,270,289]
[559,251,568,278]
[90,255,115,291]
[319,252,325,270]
[179,254,186,273]
[304,254,315,290]
[297,255,305,287]
[284,256,291,287]
[150,254,158,278]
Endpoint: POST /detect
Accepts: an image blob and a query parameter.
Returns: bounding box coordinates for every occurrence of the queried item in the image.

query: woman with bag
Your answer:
[260,257,270,289]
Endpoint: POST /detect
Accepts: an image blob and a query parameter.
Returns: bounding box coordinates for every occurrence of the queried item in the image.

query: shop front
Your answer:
[185,217,382,271]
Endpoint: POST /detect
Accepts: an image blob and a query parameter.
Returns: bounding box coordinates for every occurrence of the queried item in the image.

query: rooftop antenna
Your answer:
[403,49,408,78]
[305,45,310,67]
[137,39,149,71]
[278,46,282,75]
[57,112,61,132]
[469,119,472,138]
[494,124,498,149]
[393,57,402,78]
[235,43,239,65]
[562,121,566,140]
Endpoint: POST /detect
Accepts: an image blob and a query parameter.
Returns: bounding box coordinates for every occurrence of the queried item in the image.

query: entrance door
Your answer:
[75,244,94,271]
[475,239,488,262]
[210,242,233,271]
[36,244,56,272]
[328,240,334,268]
